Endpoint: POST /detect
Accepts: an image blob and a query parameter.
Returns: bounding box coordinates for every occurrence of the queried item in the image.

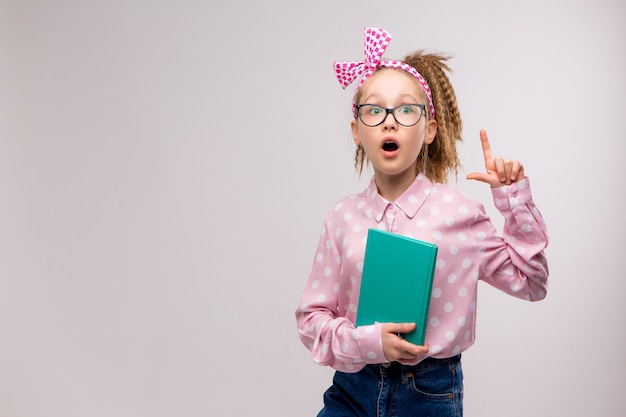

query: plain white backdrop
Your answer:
[1,1,625,416]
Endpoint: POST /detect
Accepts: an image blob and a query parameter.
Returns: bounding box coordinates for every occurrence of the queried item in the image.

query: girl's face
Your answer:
[351,69,437,183]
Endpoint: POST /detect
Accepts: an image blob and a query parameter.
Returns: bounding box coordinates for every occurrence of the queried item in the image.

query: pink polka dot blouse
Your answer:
[295,173,549,372]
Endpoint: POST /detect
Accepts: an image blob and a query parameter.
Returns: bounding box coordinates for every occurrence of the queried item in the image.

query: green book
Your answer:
[355,228,438,345]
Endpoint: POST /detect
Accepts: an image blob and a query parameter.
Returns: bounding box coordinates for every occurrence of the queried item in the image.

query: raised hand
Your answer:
[466,129,525,188]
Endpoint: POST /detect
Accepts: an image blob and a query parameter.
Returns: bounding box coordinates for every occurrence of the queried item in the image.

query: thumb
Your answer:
[466,172,492,184]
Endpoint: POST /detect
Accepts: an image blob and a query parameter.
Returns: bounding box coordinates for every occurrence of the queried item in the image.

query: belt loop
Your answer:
[401,365,409,384]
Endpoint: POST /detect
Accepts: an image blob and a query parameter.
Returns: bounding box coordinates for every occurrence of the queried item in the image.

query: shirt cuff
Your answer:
[356,322,387,364]
[491,177,533,213]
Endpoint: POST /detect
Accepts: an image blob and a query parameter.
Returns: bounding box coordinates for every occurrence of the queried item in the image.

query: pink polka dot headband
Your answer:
[333,27,435,120]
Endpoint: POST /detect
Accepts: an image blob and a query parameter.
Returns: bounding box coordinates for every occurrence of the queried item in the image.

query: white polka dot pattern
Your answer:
[295,174,549,372]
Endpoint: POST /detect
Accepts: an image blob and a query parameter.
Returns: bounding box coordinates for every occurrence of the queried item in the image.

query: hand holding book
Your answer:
[381,322,430,362]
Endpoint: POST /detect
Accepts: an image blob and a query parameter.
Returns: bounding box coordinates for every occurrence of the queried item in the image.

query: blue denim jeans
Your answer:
[317,355,463,417]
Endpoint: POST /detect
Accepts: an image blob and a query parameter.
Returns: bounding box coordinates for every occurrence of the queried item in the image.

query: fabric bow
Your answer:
[333,27,392,90]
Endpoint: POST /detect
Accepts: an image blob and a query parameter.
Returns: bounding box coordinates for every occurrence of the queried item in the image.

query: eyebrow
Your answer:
[361,92,420,103]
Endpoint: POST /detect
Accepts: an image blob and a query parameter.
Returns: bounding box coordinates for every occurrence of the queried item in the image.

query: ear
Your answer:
[424,119,437,145]
[351,119,361,146]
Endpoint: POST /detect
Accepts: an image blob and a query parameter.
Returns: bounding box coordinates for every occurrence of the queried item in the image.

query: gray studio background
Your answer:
[1,0,624,416]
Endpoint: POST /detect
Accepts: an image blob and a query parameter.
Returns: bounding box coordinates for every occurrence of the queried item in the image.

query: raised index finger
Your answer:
[479,129,494,166]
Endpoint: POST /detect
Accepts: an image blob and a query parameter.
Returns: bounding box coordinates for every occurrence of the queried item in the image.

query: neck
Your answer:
[374,172,417,202]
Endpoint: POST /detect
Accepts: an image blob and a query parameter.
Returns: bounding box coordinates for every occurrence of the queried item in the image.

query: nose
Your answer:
[382,111,397,129]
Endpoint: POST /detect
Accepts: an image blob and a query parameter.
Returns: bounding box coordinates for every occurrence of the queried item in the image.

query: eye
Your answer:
[368,106,383,115]
[398,105,414,115]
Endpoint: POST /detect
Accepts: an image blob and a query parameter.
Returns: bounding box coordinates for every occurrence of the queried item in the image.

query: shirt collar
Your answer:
[363,173,435,222]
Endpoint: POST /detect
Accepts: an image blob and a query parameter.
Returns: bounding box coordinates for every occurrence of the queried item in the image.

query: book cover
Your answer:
[355,228,438,345]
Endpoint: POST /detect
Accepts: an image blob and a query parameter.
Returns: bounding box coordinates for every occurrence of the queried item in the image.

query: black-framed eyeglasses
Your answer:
[355,104,426,127]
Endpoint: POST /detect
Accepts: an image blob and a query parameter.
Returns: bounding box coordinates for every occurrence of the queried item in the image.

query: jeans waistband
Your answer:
[379,354,461,374]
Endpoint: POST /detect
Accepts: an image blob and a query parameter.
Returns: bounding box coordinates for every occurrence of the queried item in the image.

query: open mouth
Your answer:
[382,141,399,152]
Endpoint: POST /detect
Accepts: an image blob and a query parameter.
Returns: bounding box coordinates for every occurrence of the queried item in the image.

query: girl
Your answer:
[295,27,549,417]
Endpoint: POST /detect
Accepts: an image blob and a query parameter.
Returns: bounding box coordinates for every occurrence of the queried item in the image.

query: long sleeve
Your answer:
[295,213,386,373]
[473,178,549,300]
